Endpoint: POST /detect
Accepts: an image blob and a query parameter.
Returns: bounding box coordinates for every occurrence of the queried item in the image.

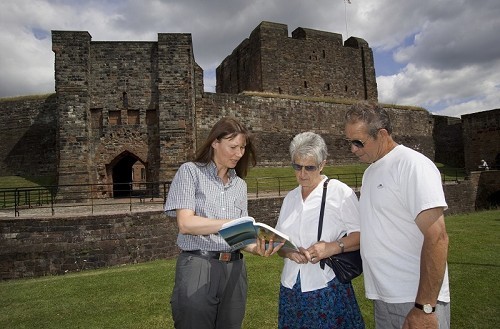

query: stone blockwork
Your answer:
[0,95,57,178]
[216,22,377,101]
[0,212,177,280]
[0,197,282,280]
[468,170,500,209]
[433,115,464,168]
[462,109,500,171]
[51,31,199,191]
[0,182,483,280]
[199,93,434,166]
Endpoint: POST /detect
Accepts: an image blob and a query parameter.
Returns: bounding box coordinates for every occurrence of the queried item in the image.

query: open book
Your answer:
[219,216,298,251]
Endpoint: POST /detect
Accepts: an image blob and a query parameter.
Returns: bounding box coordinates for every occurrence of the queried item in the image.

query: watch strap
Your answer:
[414,303,436,313]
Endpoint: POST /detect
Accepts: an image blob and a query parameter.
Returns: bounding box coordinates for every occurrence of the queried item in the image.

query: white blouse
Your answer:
[276,176,361,292]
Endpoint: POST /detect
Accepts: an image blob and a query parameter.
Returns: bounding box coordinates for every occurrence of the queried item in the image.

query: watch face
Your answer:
[423,304,433,314]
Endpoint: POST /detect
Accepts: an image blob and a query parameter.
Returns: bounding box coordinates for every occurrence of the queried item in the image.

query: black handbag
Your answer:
[317,179,363,284]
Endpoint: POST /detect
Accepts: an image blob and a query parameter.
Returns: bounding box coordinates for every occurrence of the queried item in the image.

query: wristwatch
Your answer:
[414,303,435,314]
[337,239,345,253]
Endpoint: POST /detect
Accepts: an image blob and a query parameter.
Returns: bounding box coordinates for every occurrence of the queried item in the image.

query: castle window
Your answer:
[90,108,103,129]
[323,50,326,58]
[325,83,331,91]
[122,92,128,109]
[146,109,158,126]
[345,85,348,92]
[109,110,122,125]
[127,110,140,125]
[304,81,308,88]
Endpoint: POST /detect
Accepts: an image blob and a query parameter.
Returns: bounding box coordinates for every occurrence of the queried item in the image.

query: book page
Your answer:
[220,216,255,229]
[255,223,298,251]
[218,216,299,251]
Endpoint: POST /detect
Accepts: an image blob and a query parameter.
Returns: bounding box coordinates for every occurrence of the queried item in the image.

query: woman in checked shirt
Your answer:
[165,116,281,329]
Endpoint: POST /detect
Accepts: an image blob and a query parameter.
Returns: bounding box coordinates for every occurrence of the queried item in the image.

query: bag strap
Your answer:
[317,178,330,270]
[317,178,331,241]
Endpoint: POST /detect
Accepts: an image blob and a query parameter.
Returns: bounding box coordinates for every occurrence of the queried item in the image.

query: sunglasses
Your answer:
[345,138,367,148]
[292,163,319,172]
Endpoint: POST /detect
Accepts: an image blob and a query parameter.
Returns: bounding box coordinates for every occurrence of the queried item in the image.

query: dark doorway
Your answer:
[487,191,500,208]
[111,152,145,197]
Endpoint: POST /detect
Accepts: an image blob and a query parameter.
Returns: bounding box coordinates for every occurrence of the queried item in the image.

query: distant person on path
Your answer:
[275,131,364,329]
[164,116,281,329]
[479,159,489,170]
[344,101,450,329]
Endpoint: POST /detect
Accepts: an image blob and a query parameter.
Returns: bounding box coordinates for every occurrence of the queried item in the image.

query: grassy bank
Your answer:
[1,210,498,328]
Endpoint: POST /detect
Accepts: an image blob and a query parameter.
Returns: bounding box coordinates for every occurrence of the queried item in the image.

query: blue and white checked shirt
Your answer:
[164,161,248,251]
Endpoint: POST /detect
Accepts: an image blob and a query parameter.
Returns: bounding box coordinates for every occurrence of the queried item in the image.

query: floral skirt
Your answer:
[278,274,365,329]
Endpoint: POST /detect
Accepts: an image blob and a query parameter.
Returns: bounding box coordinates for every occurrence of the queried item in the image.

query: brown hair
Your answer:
[194,117,257,178]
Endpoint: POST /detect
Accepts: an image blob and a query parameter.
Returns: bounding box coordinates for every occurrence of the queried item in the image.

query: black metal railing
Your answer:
[0,168,466,217]
[0,181,171,217]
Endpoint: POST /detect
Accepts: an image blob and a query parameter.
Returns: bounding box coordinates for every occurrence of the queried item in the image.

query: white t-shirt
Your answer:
[276,176,361,292]
[359,145,450,303]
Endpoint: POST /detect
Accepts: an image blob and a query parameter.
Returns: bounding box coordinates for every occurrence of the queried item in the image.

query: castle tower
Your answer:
[52,31,93,193]
[157,33,198,182]
[51,31,198,199]
[216,21,378,101]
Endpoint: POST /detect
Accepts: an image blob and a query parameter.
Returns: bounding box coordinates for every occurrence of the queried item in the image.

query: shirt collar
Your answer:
[207,161,237,182]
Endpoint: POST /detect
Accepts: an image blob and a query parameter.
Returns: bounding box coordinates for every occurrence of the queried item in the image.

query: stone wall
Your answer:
[0,95,57,178]
[0,197,282,280]
[462,108,500,171]
[0,93,436,186]
[2,178,494,281]
[468,170,500,209]
[199,93,434,166]
[433,115,464,168]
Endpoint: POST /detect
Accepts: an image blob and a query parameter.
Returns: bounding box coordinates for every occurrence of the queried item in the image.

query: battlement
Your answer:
[216,21,377,100]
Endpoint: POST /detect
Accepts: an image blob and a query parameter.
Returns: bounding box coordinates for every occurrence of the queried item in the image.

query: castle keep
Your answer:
[2,22,440,197]
[217,22,377,100]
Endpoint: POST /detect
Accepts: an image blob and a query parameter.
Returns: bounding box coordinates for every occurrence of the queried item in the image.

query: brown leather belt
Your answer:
[183,250,243,262]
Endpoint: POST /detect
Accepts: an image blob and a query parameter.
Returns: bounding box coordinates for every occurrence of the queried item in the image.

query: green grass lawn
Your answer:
[0,210,498,328]
[244,163,464,194]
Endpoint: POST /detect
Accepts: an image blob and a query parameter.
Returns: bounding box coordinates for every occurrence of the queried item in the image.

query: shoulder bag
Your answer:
[317,179,363,283]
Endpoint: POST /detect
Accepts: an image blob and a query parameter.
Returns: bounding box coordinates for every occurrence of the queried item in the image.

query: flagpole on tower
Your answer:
[344,0,351,39]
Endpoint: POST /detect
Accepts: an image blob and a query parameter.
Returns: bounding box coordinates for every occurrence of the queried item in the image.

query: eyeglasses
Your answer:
[345,138,368,148]
[292,163,318,172]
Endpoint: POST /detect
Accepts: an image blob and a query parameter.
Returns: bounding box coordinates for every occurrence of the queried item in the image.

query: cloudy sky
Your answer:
[1,0,499,118]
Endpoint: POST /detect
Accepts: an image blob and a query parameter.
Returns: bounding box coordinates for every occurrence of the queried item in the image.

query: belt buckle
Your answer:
[219,252,232,262]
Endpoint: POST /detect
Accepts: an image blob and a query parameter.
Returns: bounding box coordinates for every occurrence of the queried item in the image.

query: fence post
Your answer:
[255,178,259,198]
[15,188,20,217]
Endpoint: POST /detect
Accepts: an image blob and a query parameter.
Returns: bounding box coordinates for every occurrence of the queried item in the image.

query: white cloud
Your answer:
[0,0,498,117]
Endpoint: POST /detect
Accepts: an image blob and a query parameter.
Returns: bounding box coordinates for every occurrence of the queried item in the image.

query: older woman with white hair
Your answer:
[275,131,364,329]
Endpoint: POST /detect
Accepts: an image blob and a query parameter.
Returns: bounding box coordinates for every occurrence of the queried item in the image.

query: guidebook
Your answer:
[219,216,299,251]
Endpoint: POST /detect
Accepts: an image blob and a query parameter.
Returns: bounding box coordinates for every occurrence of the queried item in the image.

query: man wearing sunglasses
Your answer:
[344,101,450,329]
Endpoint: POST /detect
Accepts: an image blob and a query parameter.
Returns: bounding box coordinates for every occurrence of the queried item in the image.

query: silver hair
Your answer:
[345,101,393,137]
[289,131,328,164]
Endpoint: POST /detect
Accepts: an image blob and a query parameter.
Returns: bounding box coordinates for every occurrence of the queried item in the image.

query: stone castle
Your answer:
[1,21,499,280]
[0,21,497,198]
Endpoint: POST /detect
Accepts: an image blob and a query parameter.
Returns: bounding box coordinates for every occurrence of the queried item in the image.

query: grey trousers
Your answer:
[170,252,248,329]
[374,300,450,329]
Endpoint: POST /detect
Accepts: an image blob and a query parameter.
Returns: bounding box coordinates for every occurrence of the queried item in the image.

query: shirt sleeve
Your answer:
[164,163,197,217]
[326,180,361,236]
